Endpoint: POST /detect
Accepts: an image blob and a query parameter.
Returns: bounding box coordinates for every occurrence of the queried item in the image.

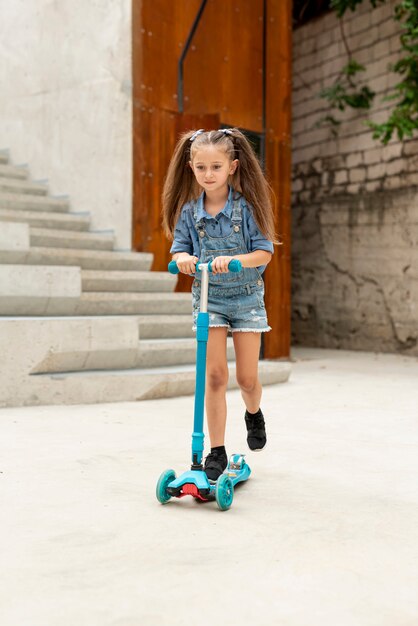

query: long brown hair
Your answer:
[162,128,278,243]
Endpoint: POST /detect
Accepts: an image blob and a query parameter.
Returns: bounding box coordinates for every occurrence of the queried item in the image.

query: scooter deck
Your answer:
[225,454,251,486]
[165,454,250,502]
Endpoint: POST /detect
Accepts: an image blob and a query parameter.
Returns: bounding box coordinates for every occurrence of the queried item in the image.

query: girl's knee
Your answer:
[236,374,259,394]
[207,367,229,391]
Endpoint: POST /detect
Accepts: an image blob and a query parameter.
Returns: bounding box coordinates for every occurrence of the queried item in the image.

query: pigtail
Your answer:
[162,131,198,239]
[228,129,279,245]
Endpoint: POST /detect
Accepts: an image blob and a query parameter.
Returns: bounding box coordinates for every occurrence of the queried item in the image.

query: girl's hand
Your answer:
[175,254,198,275]
[211,255,234,274]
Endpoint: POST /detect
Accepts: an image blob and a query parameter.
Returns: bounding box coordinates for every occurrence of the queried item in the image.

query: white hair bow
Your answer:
[189,129,205,142]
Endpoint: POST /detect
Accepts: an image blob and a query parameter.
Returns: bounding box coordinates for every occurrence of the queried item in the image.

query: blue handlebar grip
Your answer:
[228,259,242,273]
[168,260,180,275]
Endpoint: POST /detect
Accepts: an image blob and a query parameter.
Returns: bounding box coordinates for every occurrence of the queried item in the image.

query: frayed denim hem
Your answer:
[231,326,271,333]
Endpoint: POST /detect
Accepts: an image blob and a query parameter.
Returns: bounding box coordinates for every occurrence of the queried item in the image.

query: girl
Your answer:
[162,128,277,482]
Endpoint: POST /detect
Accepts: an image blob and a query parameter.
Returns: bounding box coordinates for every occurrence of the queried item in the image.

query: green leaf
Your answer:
[316,0,418,145]
[342,60,366,76]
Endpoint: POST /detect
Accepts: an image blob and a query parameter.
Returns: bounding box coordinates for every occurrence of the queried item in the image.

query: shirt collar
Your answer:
[196,186,235,221]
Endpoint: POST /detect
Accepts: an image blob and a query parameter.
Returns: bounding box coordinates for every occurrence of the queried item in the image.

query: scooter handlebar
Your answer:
[168,259,242,275]
[168,260,180,274]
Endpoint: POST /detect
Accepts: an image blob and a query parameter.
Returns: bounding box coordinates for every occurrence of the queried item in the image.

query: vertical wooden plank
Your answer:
[133,0,201,111]
[132,107,177,271]
[184,0,263,131]
[223,0,263,132]
[263,0,292,358]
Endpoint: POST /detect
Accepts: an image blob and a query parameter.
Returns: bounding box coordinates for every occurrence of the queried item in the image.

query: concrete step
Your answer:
[75,292,192,315]
[26,335,235,371]
[30,360,291,405]
[0,164,29,180]
[0,192,70,213]
[0,208,91,231]
[26,248,153,272]
[0,292,191,316]
[0,315,141,381]
[1,247,153,272]
[30,227,115,251]
[135,337,235,368]
[0,222,29,257]
[81,270,175,292]
[0,177,48,196]
[0,264,81,315]
[138,314,194,338]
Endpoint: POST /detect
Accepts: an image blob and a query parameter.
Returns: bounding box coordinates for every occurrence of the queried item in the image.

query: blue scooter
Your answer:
[156,259,251,511]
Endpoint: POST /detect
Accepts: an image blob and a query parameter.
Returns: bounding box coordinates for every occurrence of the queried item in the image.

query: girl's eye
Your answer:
[196,166,204,171]
[213,165,221,170]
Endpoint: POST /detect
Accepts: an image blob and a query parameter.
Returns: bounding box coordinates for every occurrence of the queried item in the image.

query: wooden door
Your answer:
[132,0,292,357]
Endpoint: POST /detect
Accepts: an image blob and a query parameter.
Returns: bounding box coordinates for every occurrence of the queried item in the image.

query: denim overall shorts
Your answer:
[191,197,271,333]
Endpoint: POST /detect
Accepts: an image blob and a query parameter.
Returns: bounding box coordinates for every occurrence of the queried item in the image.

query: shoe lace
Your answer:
[246,411,265,434]
[205,450,226,466]
[205,451,216,463]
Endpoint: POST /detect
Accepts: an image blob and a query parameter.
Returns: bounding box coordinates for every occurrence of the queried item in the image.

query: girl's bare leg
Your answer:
[205,327,229,447]
[233,332,262,412]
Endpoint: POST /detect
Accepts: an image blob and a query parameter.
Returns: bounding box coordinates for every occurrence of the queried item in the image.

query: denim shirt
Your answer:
[170,187,274,273]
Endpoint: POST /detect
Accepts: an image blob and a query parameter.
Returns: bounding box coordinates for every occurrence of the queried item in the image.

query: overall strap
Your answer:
[231,196,243,226]
[192,199,199,222]
[192,200,205,229]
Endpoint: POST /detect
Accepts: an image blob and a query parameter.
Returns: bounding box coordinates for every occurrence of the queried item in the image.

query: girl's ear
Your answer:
[230,159,239,174]
[188,160,193,169]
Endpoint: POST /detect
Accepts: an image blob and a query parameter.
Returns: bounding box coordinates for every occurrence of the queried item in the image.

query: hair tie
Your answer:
[190,129,205,142]
[218,128,233,136]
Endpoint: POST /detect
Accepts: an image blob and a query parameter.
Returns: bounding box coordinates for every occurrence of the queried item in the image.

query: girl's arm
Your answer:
[170,210,198,274]
[233,250,272,268]
[211,250,272,274]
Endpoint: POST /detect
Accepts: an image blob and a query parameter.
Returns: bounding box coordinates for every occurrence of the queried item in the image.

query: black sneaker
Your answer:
[204,448,228,482]
[245,409,267,451]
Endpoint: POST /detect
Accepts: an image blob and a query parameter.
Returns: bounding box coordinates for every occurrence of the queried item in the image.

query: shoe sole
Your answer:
[247,441,267,452]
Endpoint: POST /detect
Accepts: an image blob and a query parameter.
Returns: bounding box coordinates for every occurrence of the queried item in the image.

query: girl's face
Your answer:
[190,145,238,194]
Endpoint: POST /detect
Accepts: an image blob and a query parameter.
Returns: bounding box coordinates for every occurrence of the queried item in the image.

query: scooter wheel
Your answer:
[156,469,176,504]
[215,474,234,511]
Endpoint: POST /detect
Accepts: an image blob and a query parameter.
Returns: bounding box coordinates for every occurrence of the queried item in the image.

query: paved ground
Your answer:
[0,347,417,626]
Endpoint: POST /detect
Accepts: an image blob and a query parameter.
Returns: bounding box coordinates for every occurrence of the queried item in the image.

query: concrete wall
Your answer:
[0,0,132,249]
[291,0,418,355]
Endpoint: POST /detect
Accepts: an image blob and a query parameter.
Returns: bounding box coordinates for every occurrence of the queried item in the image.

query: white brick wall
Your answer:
[291,0,418,355]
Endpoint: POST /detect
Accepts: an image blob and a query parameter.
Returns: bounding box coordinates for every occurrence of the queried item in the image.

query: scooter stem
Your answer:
[199,262,209,313]
[191,264,209,470]
[167,260,242,471]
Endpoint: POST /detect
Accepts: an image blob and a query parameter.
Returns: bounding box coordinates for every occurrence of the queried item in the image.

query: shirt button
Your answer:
[233,225,240,232]
[257,280,263,286]
[199,231,205,238]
